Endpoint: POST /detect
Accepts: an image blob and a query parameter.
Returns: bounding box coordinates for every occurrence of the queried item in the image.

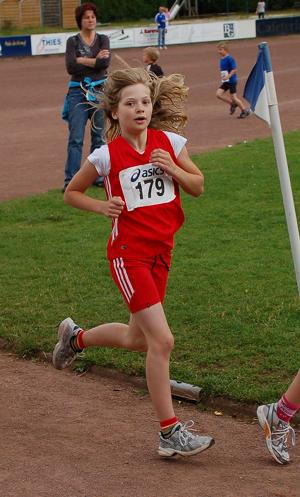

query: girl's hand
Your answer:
[102,196,125,219]
[150,149,177,176]
[96,49,110,59]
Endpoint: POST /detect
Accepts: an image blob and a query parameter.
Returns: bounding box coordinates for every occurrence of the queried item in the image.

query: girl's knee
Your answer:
[151,334,174,356]
[166,334,175,351]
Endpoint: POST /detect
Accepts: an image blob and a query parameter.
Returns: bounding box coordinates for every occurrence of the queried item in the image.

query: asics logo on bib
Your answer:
[130,166,164,182]
[119,162,175,212]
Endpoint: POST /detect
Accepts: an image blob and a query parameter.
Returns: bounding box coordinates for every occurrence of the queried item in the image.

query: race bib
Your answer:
[119,163,175,212]
[221,70,229,82]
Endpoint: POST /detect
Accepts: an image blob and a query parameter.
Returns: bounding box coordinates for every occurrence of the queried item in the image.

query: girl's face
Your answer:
[112,83,153,135]
[81,10,97,31]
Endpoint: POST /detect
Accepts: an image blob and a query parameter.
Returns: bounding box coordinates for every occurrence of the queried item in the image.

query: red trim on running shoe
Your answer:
[160,416,178,429]
[77,330,85,350]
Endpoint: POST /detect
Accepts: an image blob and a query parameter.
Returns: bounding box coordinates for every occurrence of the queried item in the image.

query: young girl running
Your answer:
[53,67,214,457]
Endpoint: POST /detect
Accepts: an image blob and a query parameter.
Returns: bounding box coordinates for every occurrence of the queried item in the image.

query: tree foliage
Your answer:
[93,0,296,22]
[94,0,161,23]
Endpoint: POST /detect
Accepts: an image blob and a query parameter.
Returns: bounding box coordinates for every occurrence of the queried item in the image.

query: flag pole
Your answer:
[260,42,300,296]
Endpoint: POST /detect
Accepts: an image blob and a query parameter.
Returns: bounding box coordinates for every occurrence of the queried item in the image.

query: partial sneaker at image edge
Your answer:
[257,403,296,465]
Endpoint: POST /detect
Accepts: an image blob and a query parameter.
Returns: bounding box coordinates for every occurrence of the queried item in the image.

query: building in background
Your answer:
[0,0,80,29]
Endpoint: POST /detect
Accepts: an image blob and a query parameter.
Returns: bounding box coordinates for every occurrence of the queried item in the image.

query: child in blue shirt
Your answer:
[155,7,167,49]
[216,42,250,119]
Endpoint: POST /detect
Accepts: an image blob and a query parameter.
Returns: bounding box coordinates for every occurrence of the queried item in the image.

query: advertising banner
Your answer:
[256,16,300,36]
[230,19,256,40]
[133,27,159,47]
[132,20,255,48]
[1,19,256,59]
[0,35,31,57]
[103,28,134,49]
[31,33,66,56]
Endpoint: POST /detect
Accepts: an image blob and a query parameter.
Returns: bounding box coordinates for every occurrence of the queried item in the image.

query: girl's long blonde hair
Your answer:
[99,67,188,142]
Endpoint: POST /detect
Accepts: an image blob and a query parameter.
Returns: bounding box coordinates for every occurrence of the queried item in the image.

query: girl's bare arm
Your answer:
[64,160,124,218]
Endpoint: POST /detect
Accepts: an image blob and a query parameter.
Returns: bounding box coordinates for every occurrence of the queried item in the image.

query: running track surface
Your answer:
[1,34,300,497]
[1,35,299,201]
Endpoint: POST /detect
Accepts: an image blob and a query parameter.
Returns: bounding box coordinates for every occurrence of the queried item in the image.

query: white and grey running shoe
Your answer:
[158,420,215,457]
[52,317,81,370]
[257,403,296,464]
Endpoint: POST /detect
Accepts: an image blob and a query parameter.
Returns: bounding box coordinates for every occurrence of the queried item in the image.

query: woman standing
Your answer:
[63,2,111,191]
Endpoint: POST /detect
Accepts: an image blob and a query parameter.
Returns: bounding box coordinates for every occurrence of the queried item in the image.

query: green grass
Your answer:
[1,131,300,404]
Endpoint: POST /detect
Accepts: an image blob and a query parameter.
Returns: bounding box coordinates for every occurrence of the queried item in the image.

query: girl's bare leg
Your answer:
[132,303,175,421]
[231,93,246,111]
[82,315,147,352]
[55,303,174,421]
[216,88,232,105]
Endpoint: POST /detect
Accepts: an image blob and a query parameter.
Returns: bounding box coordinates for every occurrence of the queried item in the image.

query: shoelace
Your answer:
[271,421,296,450]
[178,420,197,447]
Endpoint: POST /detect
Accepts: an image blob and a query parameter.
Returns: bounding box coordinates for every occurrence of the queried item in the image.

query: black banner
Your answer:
[256,16,300,37]
[0,35,32,57]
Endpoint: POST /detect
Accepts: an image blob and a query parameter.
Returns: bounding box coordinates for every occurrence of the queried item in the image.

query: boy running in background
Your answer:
[216,41,250,119]
[142,47,164,77]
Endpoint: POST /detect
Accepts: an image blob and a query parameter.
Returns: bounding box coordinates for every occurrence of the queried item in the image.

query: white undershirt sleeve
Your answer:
[163,131,187,158]
[87,145,111,176]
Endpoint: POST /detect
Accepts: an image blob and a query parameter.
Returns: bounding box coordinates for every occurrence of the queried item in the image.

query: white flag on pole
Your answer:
[244,42,300,296]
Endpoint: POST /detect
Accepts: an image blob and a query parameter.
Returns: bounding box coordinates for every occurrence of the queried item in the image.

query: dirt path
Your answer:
[1,350,299,497]
[1,36,300,496]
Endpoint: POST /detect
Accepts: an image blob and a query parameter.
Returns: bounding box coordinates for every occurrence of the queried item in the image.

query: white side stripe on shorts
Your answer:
[113,257,135,303]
